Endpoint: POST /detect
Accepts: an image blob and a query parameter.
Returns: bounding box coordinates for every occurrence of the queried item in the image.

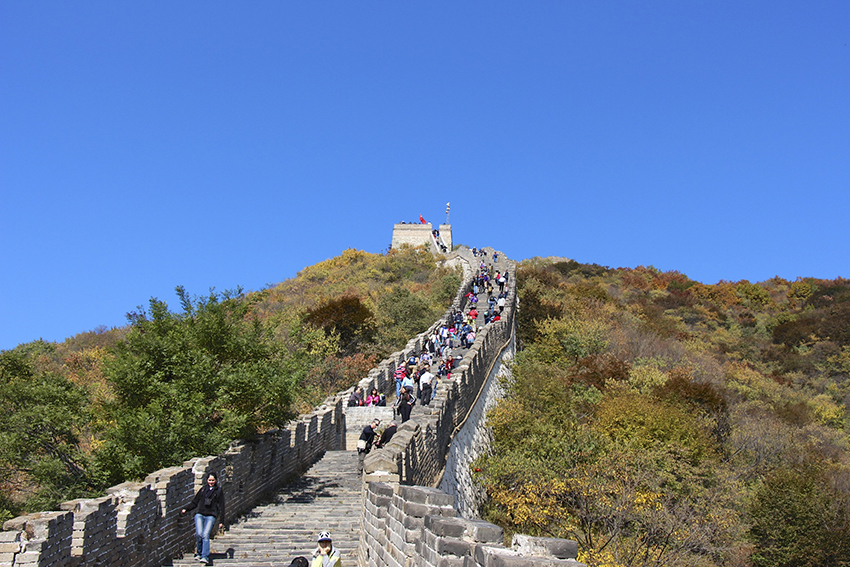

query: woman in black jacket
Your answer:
[181,472,225,565]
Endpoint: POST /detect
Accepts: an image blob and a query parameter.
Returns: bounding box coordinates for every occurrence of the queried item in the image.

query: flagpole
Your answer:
[445,202,450,225]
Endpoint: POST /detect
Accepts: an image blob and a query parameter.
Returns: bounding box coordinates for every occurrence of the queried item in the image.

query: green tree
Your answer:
[0,349,93,515]
[749,463,850,567]
[374,287,438,353]
[94,287,297,485]
[304,295,375,355]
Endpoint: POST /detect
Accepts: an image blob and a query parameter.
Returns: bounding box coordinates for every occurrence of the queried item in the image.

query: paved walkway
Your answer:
[166,451,361,567]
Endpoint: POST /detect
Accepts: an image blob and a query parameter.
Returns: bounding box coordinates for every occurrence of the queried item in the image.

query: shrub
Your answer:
[749,462,850,567]
[304,295,375,354]
[593,393,717,464]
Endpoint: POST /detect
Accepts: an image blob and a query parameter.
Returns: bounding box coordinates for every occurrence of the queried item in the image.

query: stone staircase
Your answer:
[166,451,361,567]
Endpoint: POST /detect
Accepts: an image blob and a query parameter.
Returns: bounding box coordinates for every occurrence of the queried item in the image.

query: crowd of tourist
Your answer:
[352,253,511,477]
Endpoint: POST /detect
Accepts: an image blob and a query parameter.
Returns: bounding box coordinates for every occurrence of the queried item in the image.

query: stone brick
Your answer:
[512,534,579,560]
[402,515,424,530]
[401,501,438,518]
[436,536,475,558]
[424,516,468,538]
[468,519,504,544]
[399,485,454,507]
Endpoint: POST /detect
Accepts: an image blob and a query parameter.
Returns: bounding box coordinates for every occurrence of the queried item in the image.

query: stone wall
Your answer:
[359,251,585,566]
[0,245,479,567]
[0,398,346,567]
[340,246,478,447]
[360,483,583,567]
[0,245,584,567]
[438,333,513,519]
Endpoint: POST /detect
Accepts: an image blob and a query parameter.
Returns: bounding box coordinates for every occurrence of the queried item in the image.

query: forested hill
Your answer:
[0,247,461,520]
[476,259,850,567]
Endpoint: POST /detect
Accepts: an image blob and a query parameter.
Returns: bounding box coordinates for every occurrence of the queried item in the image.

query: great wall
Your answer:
[1,231,584,567]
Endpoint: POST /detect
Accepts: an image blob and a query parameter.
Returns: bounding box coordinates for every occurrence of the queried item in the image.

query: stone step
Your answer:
[165,450,361,567]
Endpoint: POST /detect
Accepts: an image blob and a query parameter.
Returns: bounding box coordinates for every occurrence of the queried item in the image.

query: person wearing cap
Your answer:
[311,531,342,567]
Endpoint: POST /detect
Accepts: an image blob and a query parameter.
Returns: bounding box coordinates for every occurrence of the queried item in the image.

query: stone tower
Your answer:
[391,222,452,254]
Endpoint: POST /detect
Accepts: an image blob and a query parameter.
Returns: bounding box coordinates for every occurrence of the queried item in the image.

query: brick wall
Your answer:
[0,246,478,567]
[360,483,583,567]
[361,251,517,486]
[1,398,346,567]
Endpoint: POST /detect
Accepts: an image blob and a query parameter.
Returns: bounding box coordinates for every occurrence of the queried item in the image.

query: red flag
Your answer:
[419,215,426,224]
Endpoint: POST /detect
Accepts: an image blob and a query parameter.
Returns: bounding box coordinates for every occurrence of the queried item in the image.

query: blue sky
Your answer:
[2,2,848,350]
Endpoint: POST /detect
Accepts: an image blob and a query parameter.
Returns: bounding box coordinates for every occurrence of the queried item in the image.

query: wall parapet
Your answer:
[1,245,584,567]
[2,393,347,567]
[360,482,583,567]
[359,251,585,566]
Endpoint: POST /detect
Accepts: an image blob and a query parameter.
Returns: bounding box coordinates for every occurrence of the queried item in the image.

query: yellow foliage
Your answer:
[628,363,668,393]
[725,363,785,405]
[810,394,844,428]
[827,345,850,375]
[690,281,740,310]
[577,547,626,567]
[593,393,716,461]
[535,317,609,362]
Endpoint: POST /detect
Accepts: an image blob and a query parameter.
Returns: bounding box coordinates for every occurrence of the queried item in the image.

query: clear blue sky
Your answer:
[2,2,848,350]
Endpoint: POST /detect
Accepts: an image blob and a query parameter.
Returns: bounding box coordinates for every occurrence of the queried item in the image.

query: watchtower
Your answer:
[391,222,452,254]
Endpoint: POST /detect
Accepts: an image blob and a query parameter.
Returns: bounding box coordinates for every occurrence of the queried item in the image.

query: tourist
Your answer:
[393,366,406,398]
[181,472,225,566]
[357,419,380,472]
[419,370,434,406]
[376,420,397,448]
[400,372,414,395]
[348,386,364,407]
[311,532,342,567]
[406,354,418,376]
[289,558,309,567]
[396,389,415,423]
[365,388,381,406]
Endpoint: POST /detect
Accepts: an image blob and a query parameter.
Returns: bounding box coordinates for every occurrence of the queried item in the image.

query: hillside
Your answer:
[477,259,850,567]
[0,246,460,520]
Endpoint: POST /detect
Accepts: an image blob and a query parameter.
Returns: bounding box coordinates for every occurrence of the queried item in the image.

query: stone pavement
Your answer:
[166,450,361,567]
